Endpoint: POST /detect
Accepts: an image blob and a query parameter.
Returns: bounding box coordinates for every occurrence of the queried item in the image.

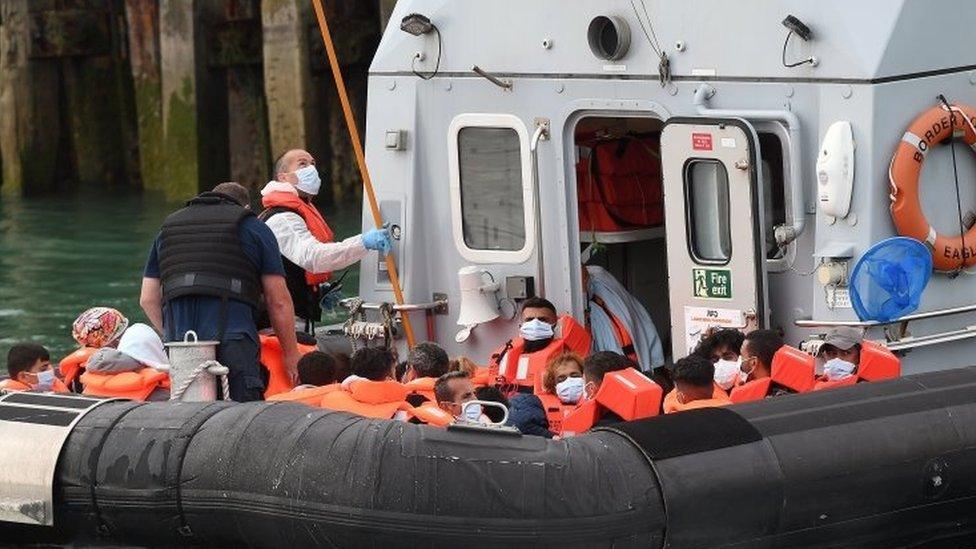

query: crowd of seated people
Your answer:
[2,299,902,439]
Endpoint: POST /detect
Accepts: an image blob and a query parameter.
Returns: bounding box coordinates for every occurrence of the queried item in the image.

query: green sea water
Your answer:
[0,191,361,361]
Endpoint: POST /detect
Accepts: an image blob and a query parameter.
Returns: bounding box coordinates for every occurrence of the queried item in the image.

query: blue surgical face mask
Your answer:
[33,369,56,391]
[823,358,856,381]
[294,165,321,196]
[520,319,555,342]
[462,401,482,422]
[555,376,584,404]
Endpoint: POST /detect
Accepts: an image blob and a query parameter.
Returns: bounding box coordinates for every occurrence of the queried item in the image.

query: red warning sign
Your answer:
[692,133,713,151]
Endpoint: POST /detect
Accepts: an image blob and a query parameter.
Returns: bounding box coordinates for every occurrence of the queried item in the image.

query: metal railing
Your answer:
[794,303,976,328]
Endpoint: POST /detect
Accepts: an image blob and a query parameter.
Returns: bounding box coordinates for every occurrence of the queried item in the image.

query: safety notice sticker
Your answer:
[693,268,732,299]
[692,132,713,151]
[684,306,746,354]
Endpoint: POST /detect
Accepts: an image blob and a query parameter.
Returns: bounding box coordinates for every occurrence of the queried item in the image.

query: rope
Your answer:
[310,0,416,348]
[170,360,231,402]
[938,94,968,276]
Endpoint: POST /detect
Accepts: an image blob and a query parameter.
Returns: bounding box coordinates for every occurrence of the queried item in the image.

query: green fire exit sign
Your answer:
[693,268,732,299]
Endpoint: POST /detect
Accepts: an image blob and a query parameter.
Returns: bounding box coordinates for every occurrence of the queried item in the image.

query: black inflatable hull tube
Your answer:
[6,367,976,547]
[46,400,665,548]
[601,366,976,548]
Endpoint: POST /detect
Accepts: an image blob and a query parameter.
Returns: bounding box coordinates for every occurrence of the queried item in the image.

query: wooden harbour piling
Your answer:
[0,0,388,201]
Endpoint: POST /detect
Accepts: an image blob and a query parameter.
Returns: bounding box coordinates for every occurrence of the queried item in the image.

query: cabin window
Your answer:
[685,160,731,264]
[457,127,526,251]
[448,114,535,264]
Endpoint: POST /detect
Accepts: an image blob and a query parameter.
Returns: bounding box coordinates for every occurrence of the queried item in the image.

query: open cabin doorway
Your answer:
[571,115,673,367]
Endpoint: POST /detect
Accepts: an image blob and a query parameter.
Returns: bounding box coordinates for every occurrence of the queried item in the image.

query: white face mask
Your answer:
[713,358,741,390]
[823,358,856,381]
[520,319,555,342]
[555,376,585,404]
[294,165,321,196]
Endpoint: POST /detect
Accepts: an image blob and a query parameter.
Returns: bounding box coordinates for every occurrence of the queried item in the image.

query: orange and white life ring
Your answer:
[889,103,976,271]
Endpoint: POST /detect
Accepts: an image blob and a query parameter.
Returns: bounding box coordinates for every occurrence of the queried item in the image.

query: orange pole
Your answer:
[310,0,416,348]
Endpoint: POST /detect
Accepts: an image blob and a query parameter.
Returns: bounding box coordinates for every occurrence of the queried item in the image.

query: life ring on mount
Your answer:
[889,102,976,271]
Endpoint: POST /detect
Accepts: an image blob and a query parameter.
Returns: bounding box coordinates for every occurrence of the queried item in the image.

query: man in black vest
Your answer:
[139,182,300,401]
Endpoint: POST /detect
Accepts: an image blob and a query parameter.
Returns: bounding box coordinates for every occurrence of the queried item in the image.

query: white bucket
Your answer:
[164,331,223,402]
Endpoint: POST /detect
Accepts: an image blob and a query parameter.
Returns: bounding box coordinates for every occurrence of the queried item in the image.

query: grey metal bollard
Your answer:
[164,331,229,402]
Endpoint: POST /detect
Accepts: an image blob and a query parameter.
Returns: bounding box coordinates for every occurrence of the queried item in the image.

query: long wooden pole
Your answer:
[310,0,416,348]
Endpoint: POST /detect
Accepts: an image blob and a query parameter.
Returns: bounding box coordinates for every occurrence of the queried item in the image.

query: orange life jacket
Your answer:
[407,401,454,427]
[559,367,663,436]
[489,315,591,389]
[812,376,858,391]
[0,378,70,393]
[261,191,335,286]
[267,383,340,406]
[537,393,577,435]
[80,368,169,401]
[319,379,411,419]
[260,334,320,398]
[59,347,98,390]
[576,134,664,233]
[589,295,639,364]
[730,345,815,404]
[471,366,492,387]
[812,340,901,391]
[404,377,437,402]
[663,387,732,414]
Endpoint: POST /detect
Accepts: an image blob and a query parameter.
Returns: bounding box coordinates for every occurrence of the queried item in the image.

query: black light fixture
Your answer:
[781,14,817,68]
[782,15,813,41]
[399,13,442,80]
[400,13,433,36]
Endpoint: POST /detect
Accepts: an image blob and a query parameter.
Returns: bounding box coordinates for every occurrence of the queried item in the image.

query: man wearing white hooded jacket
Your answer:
[260,149,392,331]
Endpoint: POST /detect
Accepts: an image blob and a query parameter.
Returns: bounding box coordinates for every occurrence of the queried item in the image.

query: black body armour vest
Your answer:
[258,206,322,325]
[158,192,262,309]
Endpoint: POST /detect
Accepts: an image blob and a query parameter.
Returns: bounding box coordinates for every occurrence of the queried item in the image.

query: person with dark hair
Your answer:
[403,341,450,404]
[2,343,67,392]
[579,351,635,426]
[518,297,559,351]
[140,182,300,401]
[693,329,746,390]
[319,346,410,420]
[297,351,337,387]
[663,354,731,414]
[259,149,392,332]
[739,329,785,384]
[350,347,396,381]
[434,371,484,423]
[582,351,633,399]
[489,296,591,390]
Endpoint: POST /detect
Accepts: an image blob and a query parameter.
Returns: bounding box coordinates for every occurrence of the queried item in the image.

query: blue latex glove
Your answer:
[362,227,392,254]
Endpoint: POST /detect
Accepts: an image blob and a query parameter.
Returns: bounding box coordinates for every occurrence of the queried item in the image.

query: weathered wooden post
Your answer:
[0,0,62,196]
[124,0,166,193]
[208,0,270,193]
[157,0,201,199]
[261,0,327,192]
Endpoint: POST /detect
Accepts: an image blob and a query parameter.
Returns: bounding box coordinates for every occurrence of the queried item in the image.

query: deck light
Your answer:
[781,15,817,67]
[400,13,434,36]
[781,15,813,41]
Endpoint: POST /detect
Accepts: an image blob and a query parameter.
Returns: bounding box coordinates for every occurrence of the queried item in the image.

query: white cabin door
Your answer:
[660,118,768,359]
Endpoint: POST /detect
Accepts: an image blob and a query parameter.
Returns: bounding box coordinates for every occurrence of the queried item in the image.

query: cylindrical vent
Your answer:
[587,15,631,61]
